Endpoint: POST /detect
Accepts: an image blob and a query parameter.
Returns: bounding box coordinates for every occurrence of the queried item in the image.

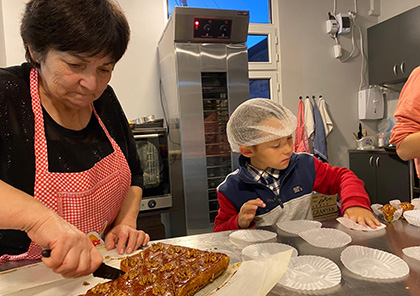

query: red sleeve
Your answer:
[213,191,240,232]
[213,191,257,232]
[312,156,371,213]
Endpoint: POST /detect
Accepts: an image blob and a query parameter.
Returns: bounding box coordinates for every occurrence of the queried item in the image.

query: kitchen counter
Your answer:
[1,218,420,295]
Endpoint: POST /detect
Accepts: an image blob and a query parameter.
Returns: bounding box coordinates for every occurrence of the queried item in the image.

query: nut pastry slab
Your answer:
[84,243,230,296]
[120,243,188,272]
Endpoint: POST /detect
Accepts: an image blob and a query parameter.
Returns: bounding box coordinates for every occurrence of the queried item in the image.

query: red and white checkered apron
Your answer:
[0,68,131,263]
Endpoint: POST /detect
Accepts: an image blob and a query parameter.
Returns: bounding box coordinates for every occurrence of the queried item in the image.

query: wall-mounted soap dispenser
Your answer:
[358,86,384,120]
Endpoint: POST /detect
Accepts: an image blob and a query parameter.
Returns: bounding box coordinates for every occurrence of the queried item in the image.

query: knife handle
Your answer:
[41,249,51,258]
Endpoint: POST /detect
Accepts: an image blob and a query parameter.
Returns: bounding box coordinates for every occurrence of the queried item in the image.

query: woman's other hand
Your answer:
[104,224,150,255]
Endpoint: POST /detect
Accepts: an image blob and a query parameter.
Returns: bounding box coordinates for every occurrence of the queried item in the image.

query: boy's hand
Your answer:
[238,198,266,229]
[343,206,381,229]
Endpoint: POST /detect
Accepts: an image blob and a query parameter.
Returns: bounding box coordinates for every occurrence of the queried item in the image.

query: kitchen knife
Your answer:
[41,249,125,280]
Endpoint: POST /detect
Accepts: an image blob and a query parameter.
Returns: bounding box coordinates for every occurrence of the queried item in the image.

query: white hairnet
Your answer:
[227,98,297,152]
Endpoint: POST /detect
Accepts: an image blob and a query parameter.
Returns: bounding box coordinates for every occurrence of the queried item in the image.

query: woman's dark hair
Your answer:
[20,0,130,67]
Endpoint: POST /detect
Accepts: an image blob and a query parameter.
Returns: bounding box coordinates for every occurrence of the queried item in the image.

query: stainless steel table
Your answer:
[157,218,420,296]
[1,218,419,296]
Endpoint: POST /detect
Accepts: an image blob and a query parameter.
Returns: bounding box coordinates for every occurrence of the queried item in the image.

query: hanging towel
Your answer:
[318,96,333,137]
[294,99,310,153]
[304,97,315,140]
[313,98,328,162]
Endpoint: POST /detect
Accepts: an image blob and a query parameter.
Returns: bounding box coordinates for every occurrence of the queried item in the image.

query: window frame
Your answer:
[248,71,280,103]
[248,0,281,103]
[248,25,278,71]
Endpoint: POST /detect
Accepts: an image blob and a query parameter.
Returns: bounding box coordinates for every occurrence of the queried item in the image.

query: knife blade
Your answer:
[41,249,125,280]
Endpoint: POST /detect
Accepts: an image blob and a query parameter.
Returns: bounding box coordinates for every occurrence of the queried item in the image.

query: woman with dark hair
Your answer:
[0,0,149,278]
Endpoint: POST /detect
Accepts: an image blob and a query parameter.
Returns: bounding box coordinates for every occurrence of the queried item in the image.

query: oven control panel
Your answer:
[140,195,172,211]
[193,18,232,39]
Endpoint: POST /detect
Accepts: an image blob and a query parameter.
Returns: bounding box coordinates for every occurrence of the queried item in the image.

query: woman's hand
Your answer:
[26,212,103,278]
[343,206,381,229]
[104,224,150,254]
[238,198,266,229]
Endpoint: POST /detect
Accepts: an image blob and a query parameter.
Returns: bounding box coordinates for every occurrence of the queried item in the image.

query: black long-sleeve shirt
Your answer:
[0,63,143,255]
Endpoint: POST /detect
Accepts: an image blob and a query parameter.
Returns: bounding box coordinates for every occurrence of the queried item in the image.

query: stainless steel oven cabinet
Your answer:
[132,127,172,211]
[158,7,249,236]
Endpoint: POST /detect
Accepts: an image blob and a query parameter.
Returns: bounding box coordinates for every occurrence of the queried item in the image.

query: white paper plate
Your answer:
[241,243,298,261]
[402,246,420,261]
[277,255,341,291]
[404,210,420,227]
[276,220,322,235]
[229,229,277,246]
[411,198,420,209]
[299,228,351,249]
[341,245,410,279]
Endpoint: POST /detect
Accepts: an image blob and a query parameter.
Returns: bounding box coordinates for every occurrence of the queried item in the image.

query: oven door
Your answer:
[134,131,172,211]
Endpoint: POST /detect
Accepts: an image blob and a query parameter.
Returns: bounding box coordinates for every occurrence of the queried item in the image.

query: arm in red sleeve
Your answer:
[213,191,258,232]
[213,191,240,232]
[312,156,371,213]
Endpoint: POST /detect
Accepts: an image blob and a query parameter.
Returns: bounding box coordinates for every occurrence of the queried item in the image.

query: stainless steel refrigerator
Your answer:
[158,7,250,236]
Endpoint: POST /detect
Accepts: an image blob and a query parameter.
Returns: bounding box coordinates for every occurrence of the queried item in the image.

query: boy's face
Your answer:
[248,135,294,171]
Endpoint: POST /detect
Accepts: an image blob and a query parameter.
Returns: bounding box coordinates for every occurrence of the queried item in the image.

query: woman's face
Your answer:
[37,49,115,110]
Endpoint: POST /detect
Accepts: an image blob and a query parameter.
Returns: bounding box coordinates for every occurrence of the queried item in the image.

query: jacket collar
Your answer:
[237,153,298,182]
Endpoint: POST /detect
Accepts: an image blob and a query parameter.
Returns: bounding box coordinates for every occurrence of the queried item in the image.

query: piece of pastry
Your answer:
[379,203,396,222]
[399,202,414,213]
[84,243,230,296]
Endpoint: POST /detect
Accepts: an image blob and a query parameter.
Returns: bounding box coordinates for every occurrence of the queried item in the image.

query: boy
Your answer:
[213,99,380,232]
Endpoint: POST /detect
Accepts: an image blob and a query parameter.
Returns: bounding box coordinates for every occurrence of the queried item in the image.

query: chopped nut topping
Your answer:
[186,250,200,258]
[123,268,140,280]
[176,268,193,279]
[204,253,218,263]
[109,291,128,296]
[150,243,164,252]
[138,273,157,285]
[91,283,111,294]
[160,263,175,272]
[145,259,159,268]
[152,284,167,295]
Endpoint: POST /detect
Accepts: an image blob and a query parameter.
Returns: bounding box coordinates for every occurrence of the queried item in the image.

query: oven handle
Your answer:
[134,133,161,139]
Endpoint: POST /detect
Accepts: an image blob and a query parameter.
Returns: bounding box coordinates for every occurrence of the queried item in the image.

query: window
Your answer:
[249,71,279,101]
[167,0,271,23]
[247,26,277,71]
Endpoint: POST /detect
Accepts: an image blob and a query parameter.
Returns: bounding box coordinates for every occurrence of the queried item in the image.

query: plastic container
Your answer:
[377,132,390,148]
[356,136,375,150]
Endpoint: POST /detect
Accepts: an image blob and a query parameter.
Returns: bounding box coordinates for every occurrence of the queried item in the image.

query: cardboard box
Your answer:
[311,193,338,220]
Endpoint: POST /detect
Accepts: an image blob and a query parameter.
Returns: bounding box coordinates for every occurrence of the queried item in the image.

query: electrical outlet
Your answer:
[336,13,351,34]
[326,19,338,34]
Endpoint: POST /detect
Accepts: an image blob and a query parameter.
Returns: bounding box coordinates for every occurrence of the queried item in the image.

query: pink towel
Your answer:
[294,99,310,153]
[391,66,420,178]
